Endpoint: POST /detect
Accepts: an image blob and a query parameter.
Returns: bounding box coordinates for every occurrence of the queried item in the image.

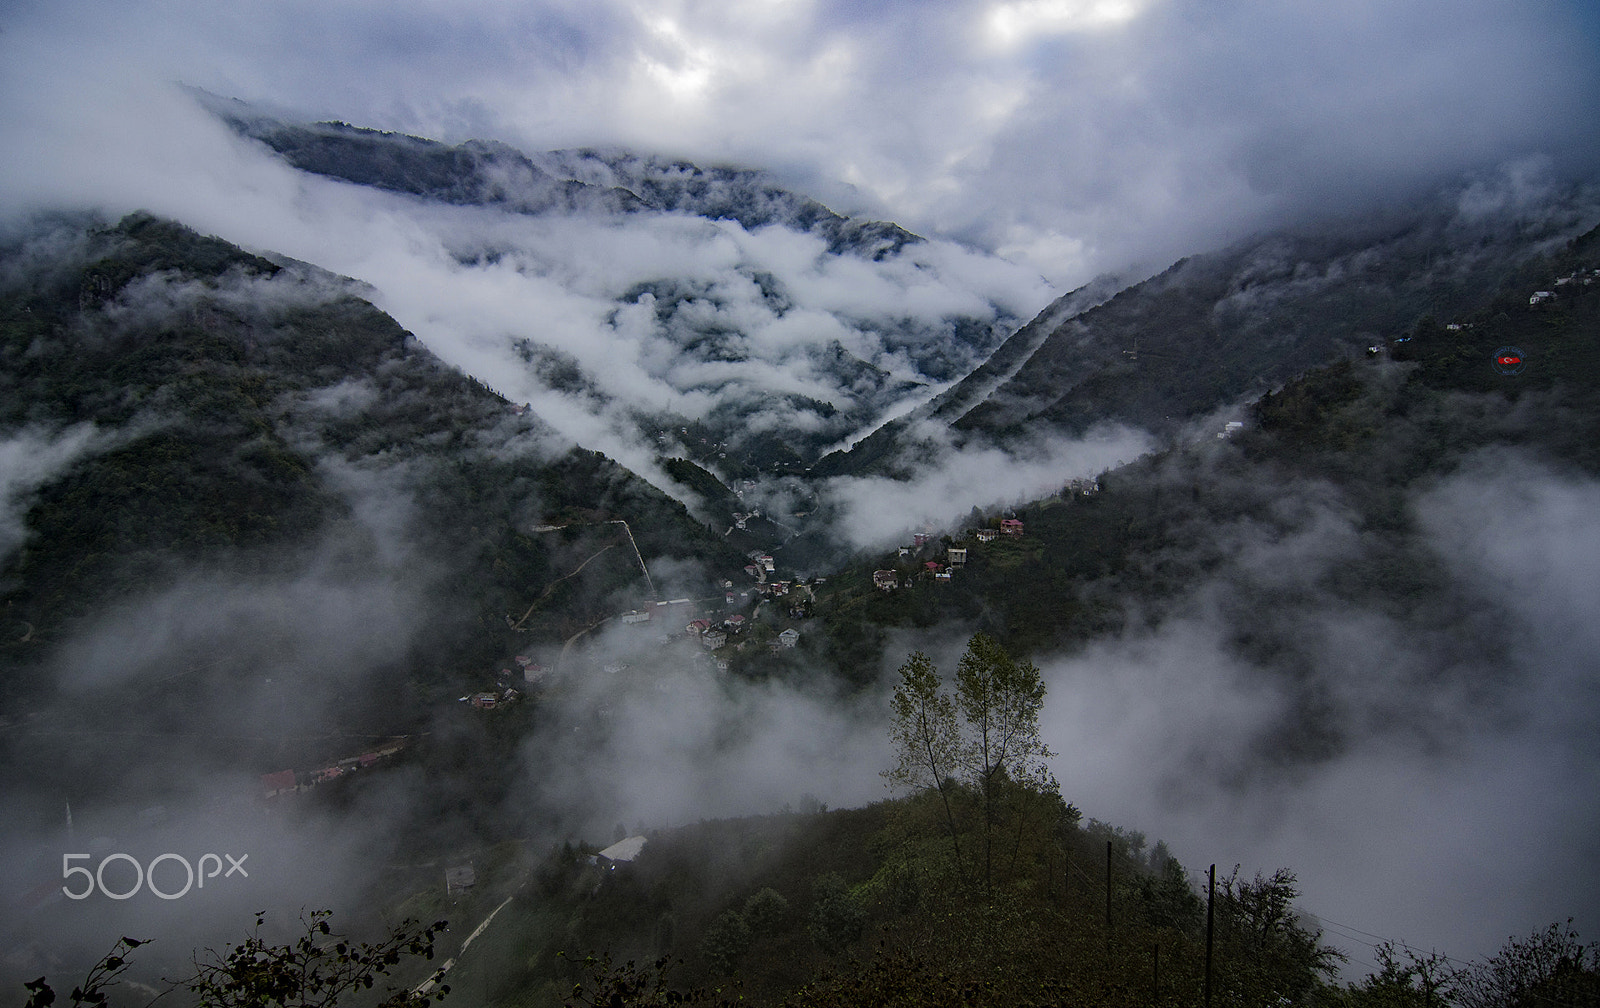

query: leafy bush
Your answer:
[807,873,866,955]
[699,910,753,974]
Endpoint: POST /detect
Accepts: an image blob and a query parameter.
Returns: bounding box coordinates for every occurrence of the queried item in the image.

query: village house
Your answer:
[313,766,345,784]
[976,528,998,543]
[445,864,476,895]
[778,628,800,648]
[702,628,728,650]
[947,547,967,566]
[873,570,899,590]
[723,614,746,633]
[1000,518,1024,536]
[593,835,647,871]
[621,609,652,624]
[260,769,297,798]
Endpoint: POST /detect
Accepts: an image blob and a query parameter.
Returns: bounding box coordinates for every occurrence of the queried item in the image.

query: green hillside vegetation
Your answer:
[817,223,1600,675]
[661,456,739,514]
[389,636,1342,1007]
[30,810,1600,1008]
[28,806,1599,1008]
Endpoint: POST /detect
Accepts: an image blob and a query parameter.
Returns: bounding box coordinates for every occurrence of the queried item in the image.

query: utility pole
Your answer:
[1205,864,1216,1008]
[1105,840,1114,961]
[1105,840,1113,927]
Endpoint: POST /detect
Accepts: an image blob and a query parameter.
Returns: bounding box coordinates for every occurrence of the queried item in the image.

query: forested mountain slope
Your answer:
[818,220,1600,758]
[0,212,745,780]
[822,175,1599,477]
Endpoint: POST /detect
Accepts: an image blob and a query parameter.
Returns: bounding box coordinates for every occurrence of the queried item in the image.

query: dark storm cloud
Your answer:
[4,0,1596,283]
[961,0,1600,274]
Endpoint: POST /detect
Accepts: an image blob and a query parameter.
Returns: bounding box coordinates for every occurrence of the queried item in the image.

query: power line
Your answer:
[1313,915,1479,970]
[1312,914,1597,1008]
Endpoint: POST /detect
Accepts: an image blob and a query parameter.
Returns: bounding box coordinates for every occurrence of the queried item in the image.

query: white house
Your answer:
[593,836,647,870]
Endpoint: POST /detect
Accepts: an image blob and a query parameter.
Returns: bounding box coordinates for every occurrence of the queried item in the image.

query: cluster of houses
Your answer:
[686,614,744,650]
[474,564,807,695]
[463,687,522,710]
[260,741,407,798]
[1530,267,1600,306]
[459,653,548,710]
[683,613,801,652]
[874,518,1028,590]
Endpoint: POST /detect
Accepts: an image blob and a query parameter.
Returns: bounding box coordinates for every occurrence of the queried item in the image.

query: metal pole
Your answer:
[1106,840,1113,927]
[1205,864,1215,1008]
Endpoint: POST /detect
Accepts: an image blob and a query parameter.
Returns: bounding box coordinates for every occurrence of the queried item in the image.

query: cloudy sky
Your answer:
[3,0,1599,284]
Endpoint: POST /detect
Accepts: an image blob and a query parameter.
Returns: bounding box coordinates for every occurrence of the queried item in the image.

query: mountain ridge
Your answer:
[818,171,1600,478]
[189,90,1047,481]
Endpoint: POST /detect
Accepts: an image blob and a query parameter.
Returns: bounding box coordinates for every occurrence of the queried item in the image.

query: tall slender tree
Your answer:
[954,633,1056,893]
[884,650,965,871]
[883,634,1057,893]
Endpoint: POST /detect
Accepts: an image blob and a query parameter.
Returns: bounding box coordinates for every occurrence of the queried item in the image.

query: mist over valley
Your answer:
[2,2,1600,1003]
